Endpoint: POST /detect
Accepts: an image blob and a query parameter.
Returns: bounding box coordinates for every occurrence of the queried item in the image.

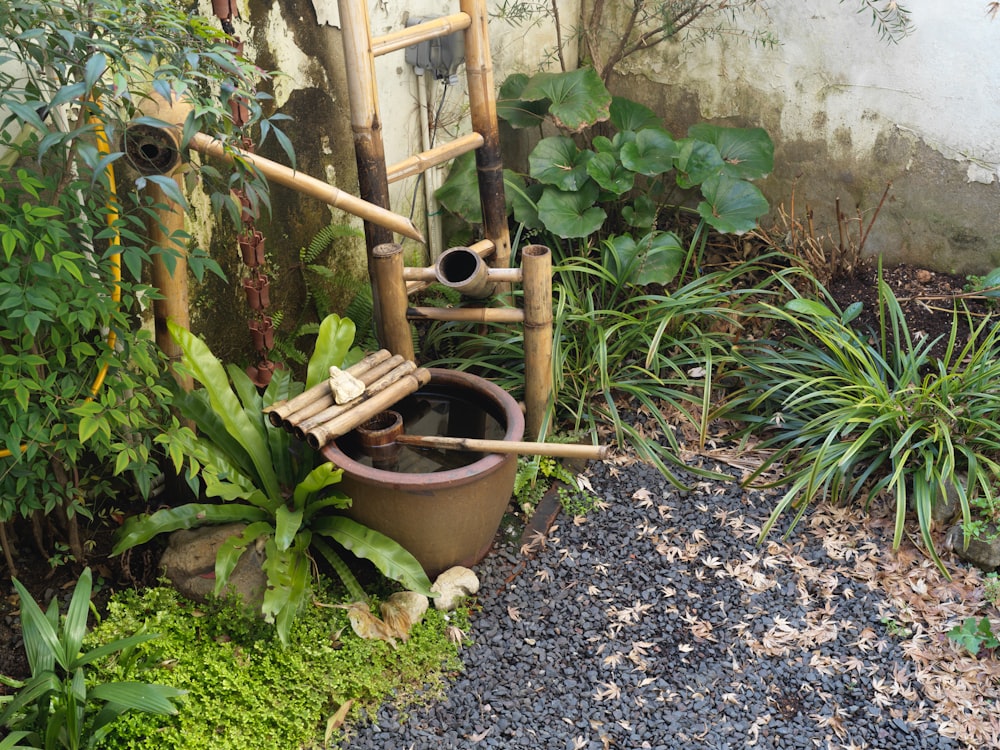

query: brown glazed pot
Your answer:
[321,368,524,578]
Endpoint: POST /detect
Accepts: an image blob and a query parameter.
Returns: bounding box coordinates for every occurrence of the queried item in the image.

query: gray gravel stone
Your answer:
[343,460,960,750]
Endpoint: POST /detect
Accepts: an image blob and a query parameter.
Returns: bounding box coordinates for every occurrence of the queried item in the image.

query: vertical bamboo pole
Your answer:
[372,243,416,361]
[146,179,193,392]
[522,245,553,439]
[461,0,512,290]
[337,0,393,343]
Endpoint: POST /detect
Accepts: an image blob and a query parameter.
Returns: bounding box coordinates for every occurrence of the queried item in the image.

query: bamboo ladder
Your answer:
[337,0,553,439]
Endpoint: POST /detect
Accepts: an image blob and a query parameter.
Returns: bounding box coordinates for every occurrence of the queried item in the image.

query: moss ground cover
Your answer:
[85,584,467,749]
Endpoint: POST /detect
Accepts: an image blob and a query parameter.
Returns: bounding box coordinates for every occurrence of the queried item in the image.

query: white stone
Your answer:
[328,366,365,404]
[431,566,480,611]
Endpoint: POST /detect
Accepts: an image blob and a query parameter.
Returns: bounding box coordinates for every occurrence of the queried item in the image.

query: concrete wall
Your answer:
[189,0,576,361]
[600,0,1000,274]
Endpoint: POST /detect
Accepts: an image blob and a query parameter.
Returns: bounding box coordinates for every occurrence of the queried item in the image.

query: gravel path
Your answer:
[344,457,964,750]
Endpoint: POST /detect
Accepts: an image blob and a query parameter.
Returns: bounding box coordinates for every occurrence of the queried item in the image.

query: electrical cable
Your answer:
[408,78,450,223]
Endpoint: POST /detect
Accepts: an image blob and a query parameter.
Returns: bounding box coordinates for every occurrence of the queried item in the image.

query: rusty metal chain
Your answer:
[212,0,279,387]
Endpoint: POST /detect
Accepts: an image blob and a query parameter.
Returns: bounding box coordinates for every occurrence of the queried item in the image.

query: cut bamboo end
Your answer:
[293,360,417,439]
[264,349,392,427]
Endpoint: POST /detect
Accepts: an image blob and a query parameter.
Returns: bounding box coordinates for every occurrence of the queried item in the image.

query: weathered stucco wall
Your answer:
[600,0,1000,274]
[189,0,575,361]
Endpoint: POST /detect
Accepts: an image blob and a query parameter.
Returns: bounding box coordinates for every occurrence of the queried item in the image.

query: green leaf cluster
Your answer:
[0,568,183,749]
[437,67,772,258]
[947,616,999,656]
[0,0,295,554]
[113,317,434,644]
[720,264,1000,574]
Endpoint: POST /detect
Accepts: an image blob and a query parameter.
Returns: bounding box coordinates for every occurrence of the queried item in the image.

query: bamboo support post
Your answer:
[522,245,553,439]
[305,367,432,449]
[372,243,415,360]
[147,178,192,392]
[460,0,511,288]
[188,133,422,243]
[338,0,394,344]
[125,91,194,391]
[294,360,417,440]
[406,306,524,324]
[394,434,609,460]
[263,349,391,426]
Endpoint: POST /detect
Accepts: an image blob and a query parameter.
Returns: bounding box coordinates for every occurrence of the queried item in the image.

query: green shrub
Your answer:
[720,266,1000,573]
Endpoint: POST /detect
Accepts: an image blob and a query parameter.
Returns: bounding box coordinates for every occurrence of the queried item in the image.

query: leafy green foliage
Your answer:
[84,584,467,750]
[113,317,434,644]
[0,0,292,557]
[439,71,773,246]
[948,616,999,656]
[0,568,184,749]
[720,266,1000,574]
[514,454,600,517]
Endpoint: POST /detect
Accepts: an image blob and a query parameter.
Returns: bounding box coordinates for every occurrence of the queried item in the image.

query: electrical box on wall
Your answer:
[404,17,465,83]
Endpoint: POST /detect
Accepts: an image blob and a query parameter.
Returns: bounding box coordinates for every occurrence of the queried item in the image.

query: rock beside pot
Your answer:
[431,566,480,611]
[159,522,267,611]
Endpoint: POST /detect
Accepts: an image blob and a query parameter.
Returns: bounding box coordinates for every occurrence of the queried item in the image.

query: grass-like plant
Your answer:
[0,567,184,750]
[426,241,767,485]
[720,267,1000,573]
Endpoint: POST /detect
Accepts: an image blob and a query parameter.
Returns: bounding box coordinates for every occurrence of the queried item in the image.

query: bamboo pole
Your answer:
[394,434,609,460]
[372,13,472,57]
[188,133,423,243]
[283,353,408,431]
[402,266,522,284]
[305,367,432,449]
[522,245,553,439]
[337,0,394,345]
[372,243,415,360]
[294,360,417,439]
[386,132,484,183]
[263,349,391,426]
[406,306,525,323]
[460,0,512,289]
[146,178,193,392]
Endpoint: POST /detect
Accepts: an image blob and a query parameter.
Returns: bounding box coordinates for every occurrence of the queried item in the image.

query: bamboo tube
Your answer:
[147,177,193,392]
[188,132,423,243]
[435,246,495,298]
[294,360,417,439]
[372,13,471,57]
[403,239,501,295]
[306,367,432,449]
[522,245,553,439]
[406,306,524,324]
[264,349,391,426]
[394,434,609,460]
[402,266,523,283]
[283,354,407,431]
[338,0,394,345]
[386,132,484,183]
[372,243,415,360]
[460,0,512,289]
